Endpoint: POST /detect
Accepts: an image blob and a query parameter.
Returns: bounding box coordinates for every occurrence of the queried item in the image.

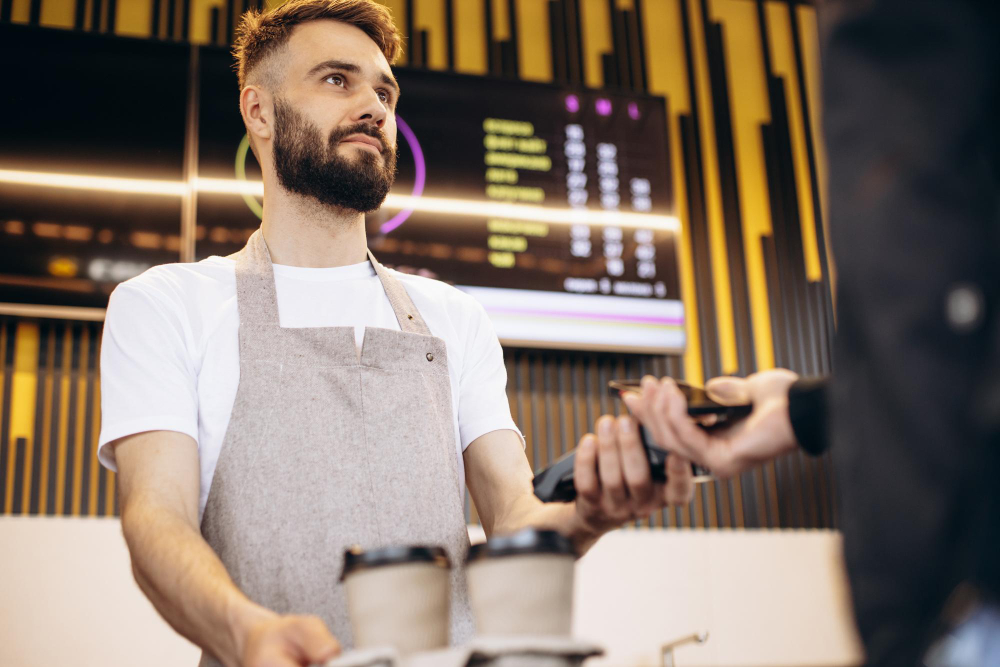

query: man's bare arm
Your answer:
[463,418,694,556]
[114,431,339,667]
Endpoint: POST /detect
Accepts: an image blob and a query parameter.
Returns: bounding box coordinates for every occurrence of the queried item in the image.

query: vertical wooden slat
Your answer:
[28,0,41,25]
[93,333,106,516]
[0,320,11,513]
[69,325,87,516]
[45,324,63,515]
[84,323,100,516]
[30,323,54,515]
[52,325,71,516]
[12,437,26,514]
[518,353,535,470]
[558,357,574,458]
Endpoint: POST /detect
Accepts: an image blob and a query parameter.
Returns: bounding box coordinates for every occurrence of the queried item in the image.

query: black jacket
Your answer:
[805,1,1000,664]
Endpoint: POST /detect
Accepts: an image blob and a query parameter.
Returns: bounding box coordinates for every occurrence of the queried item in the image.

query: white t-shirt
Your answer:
[97,256,522,521]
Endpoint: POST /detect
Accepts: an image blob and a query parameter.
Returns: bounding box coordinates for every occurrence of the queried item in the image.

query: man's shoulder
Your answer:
[108,256,237,328]
[116,256,236,300]
[389,269,485,317]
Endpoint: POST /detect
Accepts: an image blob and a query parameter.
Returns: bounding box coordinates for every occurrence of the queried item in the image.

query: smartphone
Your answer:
[607,379,751,419]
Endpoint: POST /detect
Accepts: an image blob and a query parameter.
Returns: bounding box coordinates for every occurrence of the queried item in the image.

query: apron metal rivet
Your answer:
[426,353,434,362]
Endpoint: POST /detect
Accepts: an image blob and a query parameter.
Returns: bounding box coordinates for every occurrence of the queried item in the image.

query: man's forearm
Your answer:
[122,496,274,666]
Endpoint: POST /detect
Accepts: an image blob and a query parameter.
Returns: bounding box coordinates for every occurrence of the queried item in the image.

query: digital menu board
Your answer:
[1,27,684,353]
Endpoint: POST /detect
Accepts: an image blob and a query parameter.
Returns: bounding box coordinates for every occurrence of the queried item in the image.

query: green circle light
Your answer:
[236,134,264,220]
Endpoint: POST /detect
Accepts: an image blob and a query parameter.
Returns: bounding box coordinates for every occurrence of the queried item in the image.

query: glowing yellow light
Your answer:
[0,168,187,196]
[0,169,681,231]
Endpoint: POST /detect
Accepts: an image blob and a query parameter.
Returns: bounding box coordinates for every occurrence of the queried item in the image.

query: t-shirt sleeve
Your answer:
[457,300,524,450]
[97,279,200,472]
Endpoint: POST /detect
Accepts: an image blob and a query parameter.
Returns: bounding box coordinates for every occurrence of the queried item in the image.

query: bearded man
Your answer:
[96,2,695,666]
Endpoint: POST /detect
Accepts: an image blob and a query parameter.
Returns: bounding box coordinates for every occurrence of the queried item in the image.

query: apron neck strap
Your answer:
[232,229,431,336]
[367,249,431,336]
[232,229,280,330]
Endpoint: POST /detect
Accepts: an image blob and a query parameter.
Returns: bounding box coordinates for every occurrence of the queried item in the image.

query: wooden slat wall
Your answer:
[1,0,834,528]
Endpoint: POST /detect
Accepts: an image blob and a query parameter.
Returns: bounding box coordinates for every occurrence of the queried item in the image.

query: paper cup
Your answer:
[341,545,451,654]
[465,529,576,636]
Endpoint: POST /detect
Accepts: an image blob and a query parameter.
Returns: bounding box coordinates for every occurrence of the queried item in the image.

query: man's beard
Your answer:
[271,98,397,213]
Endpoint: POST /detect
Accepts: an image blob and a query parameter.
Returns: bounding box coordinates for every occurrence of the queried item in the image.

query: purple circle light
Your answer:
[565,94,580,113]
[380,115,426,234]
[628,102,640,120]
[595,98,612,116]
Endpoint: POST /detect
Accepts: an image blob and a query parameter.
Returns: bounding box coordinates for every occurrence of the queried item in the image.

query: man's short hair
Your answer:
[233,0,402,91]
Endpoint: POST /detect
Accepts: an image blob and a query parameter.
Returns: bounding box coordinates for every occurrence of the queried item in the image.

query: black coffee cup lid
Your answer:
[340,545,450,581]
[466,528,576,564]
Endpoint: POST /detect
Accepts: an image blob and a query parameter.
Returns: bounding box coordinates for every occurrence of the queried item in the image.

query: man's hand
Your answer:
[241,614,340,667]
[622,371,800,479]
[572,414,695,535]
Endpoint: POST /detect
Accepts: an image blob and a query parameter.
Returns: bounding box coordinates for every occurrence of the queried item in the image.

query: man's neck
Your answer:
[259,186,369,268]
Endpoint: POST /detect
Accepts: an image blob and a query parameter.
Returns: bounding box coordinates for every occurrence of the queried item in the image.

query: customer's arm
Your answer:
[622,370,829,479]
[114,430,340,667]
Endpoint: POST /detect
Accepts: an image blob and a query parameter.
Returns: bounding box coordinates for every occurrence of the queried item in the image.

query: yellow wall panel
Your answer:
[414,0,447,69]
[579,0,610,89]
[517,0,552,82]
[11,0,29,22]
[711,0,775,371]
[641,0,702,385]
[116,0,155,38]
[797,5,835,295]
[765,1,821,283]
[9,322,39,513]
[40,0,74,29]
[454,0,487,74]
[491,0,510,39]
[188,0,224,45]
[687,0,737,375]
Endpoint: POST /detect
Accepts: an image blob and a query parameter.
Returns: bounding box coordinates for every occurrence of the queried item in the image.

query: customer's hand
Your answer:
[572,415,695,535]
[622,370,800,478]
[242,614,340,667]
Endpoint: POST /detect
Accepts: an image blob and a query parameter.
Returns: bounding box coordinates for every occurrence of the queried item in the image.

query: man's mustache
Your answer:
[328,123,392,155]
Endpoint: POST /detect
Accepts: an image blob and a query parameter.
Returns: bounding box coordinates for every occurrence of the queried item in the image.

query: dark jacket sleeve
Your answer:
[787,377,829,457]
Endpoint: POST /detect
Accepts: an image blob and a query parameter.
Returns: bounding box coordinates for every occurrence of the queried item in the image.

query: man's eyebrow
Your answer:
[305,59,361,78]
[306,59,400,96]
[379,72,401,97]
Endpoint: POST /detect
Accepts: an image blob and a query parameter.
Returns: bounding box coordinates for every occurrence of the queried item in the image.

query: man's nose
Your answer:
[353,87,387,128]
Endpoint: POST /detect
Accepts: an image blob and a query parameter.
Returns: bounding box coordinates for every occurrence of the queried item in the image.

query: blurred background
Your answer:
[0,1,852,664]
[0,0,832,530]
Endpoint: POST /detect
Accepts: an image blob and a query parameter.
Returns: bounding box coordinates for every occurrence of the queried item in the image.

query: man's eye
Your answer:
[325,74,344,87]
[377,90,389,103]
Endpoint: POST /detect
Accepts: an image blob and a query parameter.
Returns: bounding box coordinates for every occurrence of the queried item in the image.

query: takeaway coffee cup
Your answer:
[341,545,451,654]
[465,528,576,636]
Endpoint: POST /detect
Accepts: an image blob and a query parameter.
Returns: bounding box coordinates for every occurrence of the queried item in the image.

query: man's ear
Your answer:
[240,85,273,145]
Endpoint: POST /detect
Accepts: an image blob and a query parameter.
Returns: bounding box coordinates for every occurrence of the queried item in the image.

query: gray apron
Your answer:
[198,229,474,666]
